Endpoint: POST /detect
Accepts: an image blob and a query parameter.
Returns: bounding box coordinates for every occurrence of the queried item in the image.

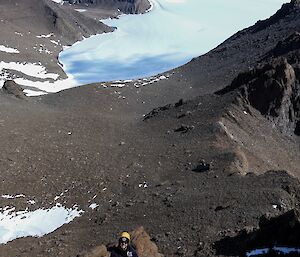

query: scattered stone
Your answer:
[143,104,171,120]
[215,205,230,212]
[174,124,194,133]
[192,161,210,172]
[83,245,109,257]
[174,99,184,108]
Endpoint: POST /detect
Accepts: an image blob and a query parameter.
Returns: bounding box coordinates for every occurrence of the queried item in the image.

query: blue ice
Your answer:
[59,0,289,85]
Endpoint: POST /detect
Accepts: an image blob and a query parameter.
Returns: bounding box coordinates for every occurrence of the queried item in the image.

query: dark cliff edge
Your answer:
[43,0,113,44]
[65,0,151,14]
[216,56,300,137]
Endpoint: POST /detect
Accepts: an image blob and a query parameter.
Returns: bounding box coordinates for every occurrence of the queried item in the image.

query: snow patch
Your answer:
[0,61,78,95]
[89,203,99,210]
[0,45,19,54]
[1,194,25,199]
[0,61,59,80]
[36,33,54,38]
[0,204,83,244]
[75,9,87,12]
[23,89,48,97]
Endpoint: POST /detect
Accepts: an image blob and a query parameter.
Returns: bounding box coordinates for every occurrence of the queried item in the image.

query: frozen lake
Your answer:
[60,0,288,84]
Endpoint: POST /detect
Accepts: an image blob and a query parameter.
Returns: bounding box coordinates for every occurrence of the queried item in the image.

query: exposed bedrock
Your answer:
[217,57,300,136]
[43,0,113,43]
[215,208,300,256]
[66,0,151,14]
[236,0,300,35]
[265,31,300,58]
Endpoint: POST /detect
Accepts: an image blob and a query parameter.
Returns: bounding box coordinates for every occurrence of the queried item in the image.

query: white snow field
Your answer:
[59,0,288,84]
[0,204,83,244]
[0,61,77,95]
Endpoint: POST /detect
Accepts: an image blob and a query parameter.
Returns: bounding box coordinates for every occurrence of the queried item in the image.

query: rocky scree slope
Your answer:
[66,0,151,14]
[0,0,112,78]
[173,0,300,95]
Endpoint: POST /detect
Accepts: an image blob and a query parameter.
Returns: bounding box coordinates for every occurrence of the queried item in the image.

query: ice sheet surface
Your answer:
[59,0,288,84]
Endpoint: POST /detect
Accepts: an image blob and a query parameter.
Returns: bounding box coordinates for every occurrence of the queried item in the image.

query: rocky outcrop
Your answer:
[265,32,300,58]
[43,0,112,43]
[239,0,300,34]
[215,209,300,256]
[131,227,164,257]
[217,58,300,136]
[66,0,151,14]
[2,80,26,99]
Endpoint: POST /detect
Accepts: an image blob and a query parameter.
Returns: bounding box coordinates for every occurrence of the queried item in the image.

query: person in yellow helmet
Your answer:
[110,231,138,257]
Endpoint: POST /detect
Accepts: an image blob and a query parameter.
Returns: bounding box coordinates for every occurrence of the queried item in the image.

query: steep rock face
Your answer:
[42,0,113,43]
[242,0,300,34]
[66,0,151,14]
[265,31,300,58]
[215,208,300,256]
[217,58,300,136]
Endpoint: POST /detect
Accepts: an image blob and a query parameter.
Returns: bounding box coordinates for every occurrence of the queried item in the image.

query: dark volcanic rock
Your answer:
[2,80,26,99]
[244,0,300,34]
[131,226,164,257]
[66,0,151,14]
[266,31,300,58]
[192,161,210,173]
[43,0,112,43]
[143,104,172,120]
[214,209,300,256]
[217,58,300,136]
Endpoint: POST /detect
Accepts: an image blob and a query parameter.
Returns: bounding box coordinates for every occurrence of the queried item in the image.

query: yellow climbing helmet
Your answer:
[120,231,131,241]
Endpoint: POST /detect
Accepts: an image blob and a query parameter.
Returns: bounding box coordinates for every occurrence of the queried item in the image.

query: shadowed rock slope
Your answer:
[0,0,112,76]
[170,0,300,95]
[66,0,151,14]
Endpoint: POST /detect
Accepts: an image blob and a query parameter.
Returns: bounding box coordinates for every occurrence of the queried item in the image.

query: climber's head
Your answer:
[119,231,130,250]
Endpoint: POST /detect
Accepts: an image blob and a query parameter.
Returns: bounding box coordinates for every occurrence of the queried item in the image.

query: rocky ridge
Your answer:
[65,0,151,14]
[0,0,112,87]
[217,57,300,137]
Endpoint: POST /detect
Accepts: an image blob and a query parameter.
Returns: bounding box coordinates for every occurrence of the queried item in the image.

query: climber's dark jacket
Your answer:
[110,245,138,257]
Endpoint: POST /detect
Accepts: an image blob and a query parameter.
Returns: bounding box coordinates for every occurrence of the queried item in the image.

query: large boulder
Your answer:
[2,80,26,99]
[131,227,164,257]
